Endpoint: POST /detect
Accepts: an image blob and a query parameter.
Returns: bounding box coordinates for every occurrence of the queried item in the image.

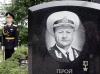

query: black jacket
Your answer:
[2,24,19,49]
[49,45,80,62]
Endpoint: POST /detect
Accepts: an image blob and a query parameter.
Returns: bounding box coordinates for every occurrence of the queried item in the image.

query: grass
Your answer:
[0,45,28,74]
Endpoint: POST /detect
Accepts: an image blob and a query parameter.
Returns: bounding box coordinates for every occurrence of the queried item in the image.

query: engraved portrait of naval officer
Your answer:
[46,11,81,62]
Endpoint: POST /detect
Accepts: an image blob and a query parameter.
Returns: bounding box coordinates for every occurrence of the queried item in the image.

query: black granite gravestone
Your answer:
[28,1,100,74]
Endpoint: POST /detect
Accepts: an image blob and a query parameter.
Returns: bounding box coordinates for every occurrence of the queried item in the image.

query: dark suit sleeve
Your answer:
[1,27,6,46]
[14,26,19,47]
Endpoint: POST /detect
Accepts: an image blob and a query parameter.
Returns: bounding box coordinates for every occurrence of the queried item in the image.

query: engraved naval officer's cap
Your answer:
[46,11,80,35]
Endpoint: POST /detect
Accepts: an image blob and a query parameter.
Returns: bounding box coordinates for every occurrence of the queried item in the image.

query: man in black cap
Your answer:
[2,12,19,60]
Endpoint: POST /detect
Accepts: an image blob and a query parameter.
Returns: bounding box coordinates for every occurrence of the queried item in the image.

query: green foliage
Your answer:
[0,45,28,74]
[6,0,51,24]
[0,60,19,74]
[11,45,28,61]
[19,25,28,45]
